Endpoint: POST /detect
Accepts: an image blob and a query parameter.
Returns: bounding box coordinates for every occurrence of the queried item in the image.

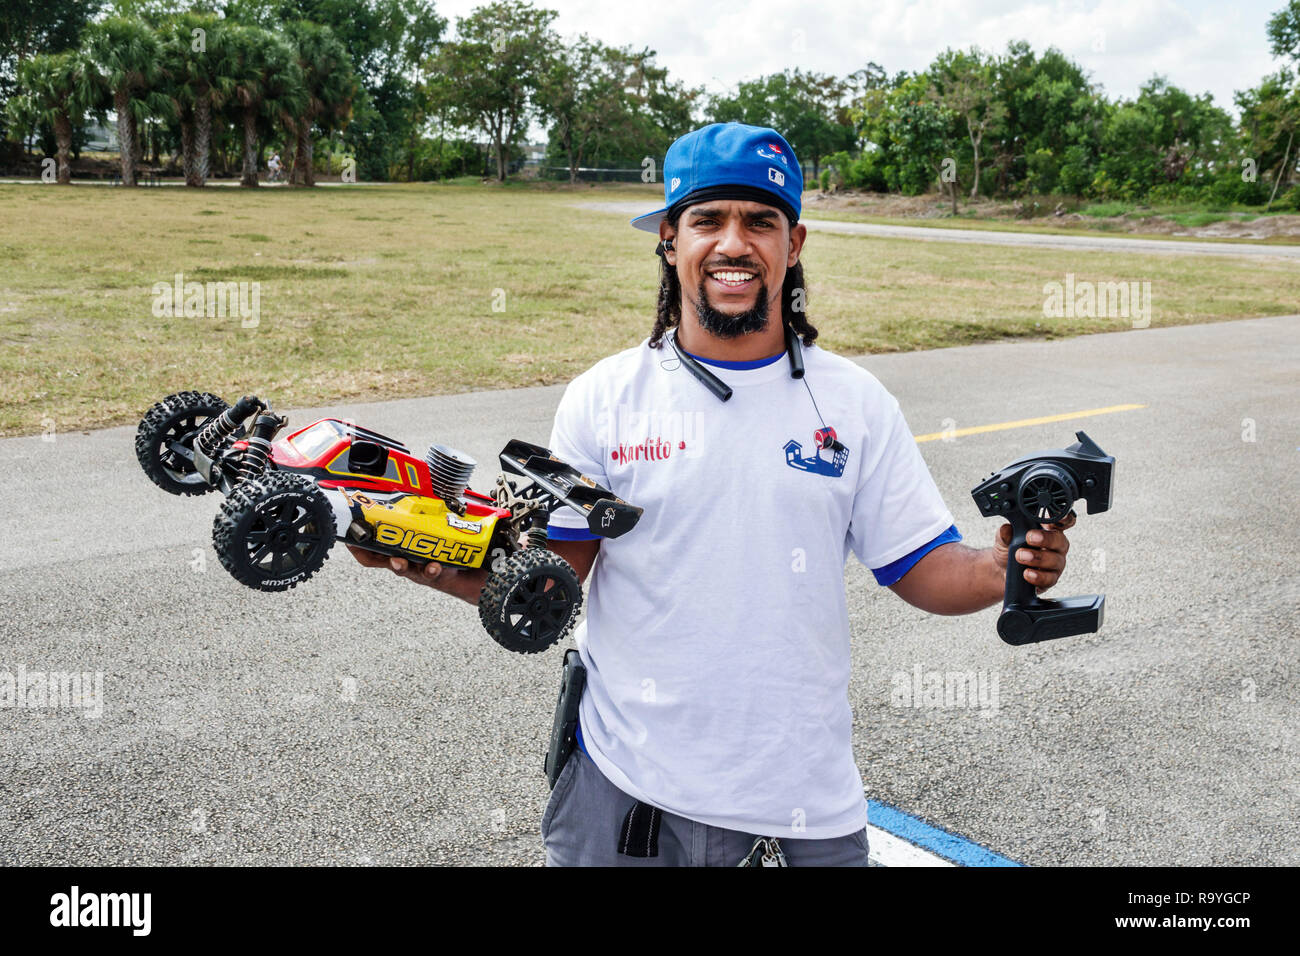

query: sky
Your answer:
[432,0,1292,141]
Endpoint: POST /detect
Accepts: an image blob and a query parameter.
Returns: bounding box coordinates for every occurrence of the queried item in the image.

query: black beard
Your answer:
[690,275,770,338]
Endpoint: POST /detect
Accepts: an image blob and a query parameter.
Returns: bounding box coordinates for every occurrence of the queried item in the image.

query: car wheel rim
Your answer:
[244,500,324,576]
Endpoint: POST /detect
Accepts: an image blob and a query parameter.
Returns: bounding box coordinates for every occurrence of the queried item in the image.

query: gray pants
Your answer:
[542,749,871,867]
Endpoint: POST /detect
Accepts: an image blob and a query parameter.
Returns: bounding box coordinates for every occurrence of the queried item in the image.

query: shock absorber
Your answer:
[524,515,549,550]
[195,395,263,460]
[232,411,287,484]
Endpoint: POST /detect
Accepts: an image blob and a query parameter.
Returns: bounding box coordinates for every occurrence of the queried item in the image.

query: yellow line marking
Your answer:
[914,404,1146,443]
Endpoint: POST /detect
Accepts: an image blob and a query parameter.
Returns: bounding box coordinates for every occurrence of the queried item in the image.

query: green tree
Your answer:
[282,21,358,185]
[1262,0,1300,207]
[534,36,635,183]
[226,23,306,186]
[160,12,235,187]
[889,73,962,211]
[708,68,856,179]
[0,0,101,139]
[929,48,1006,199]
[1237,69,1300,209]
[83,16,163,186]
[7,50,96,182]
[1097,77,1231,198]
[989,41,1102,196]
[602,46,700,165]
[430,1,559,182]
[225,0,446,181]
[840,62,890,152]
[1267,1,1300,61]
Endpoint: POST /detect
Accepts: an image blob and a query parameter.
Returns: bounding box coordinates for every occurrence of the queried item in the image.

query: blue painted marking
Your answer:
[868,800,1022,867]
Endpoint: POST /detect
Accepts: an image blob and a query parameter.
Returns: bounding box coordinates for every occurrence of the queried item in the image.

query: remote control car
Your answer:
[135,391,641,654]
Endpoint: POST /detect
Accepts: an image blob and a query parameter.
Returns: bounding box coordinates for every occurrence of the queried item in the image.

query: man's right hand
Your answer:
[346,544,487,605]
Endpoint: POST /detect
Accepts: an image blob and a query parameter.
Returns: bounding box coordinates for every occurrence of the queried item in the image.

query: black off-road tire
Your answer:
[478,548,582,654]
[135,390,231,495]
[213,472,336,591]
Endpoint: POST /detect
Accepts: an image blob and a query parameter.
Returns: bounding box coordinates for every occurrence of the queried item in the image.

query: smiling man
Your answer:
[353,122,1074,866]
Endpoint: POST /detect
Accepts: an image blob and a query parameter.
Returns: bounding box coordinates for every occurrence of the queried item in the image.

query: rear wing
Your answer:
[499,439,642,539]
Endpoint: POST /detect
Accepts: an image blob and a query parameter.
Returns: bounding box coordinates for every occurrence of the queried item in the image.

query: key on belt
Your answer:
[737,836,789,867]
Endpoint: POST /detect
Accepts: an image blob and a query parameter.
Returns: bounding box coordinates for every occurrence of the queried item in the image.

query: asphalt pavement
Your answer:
[1,314,1296,865]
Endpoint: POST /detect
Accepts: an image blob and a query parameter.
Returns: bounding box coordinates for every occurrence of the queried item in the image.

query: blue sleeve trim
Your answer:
[871,524,962,587]
[547,524,600,542]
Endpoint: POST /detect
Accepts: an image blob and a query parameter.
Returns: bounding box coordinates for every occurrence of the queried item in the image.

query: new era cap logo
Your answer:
[768,167,785,187]
[670,176,681,193]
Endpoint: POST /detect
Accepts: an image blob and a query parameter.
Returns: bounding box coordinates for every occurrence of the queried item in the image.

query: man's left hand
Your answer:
[991,510,1075,594]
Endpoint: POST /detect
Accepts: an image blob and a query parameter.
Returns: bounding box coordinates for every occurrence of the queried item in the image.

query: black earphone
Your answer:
[655,231,843,453]
[663,325,845,453]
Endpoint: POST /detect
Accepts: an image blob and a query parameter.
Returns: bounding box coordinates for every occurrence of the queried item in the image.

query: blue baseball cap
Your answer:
[630,122,803,233]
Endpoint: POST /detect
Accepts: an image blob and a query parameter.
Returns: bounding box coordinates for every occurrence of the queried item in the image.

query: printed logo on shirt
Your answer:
[611,437,683,465]
[783,428,849,478]
[597,405,706,463]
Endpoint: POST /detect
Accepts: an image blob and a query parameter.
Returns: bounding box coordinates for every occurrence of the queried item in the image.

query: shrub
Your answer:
[1080,201,1128,218]
[1274,185,1300,212]
[1058,145,1094,197]
[822,149,889,192]
[1025,148,1059,195]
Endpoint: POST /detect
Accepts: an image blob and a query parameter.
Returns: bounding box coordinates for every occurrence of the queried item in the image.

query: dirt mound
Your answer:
[1181,215,1300,239]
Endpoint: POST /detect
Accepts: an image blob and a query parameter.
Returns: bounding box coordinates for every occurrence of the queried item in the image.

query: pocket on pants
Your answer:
[855,826,871,861]
[540,750,581,839]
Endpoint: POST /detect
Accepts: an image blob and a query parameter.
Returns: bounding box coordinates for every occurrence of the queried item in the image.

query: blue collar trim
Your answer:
[680,347,786,370]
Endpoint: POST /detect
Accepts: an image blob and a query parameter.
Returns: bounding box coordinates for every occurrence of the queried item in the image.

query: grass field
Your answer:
[2,180,1297,437]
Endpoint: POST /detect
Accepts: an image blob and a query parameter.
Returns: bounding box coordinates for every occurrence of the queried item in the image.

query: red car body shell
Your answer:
[257,418,508,519]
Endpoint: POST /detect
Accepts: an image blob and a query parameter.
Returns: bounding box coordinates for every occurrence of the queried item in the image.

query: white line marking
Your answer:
[866,824,956,867]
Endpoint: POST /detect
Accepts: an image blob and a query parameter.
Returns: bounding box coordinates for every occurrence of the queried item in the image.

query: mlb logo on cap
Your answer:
[630,123,803,233]
[757,142,789,166]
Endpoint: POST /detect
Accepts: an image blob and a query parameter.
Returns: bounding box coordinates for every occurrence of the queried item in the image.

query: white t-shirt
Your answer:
[547,333,958,838]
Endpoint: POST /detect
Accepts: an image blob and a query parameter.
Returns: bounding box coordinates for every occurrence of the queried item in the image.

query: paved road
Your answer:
[1,315,1296,865]
[574,200,1300,260]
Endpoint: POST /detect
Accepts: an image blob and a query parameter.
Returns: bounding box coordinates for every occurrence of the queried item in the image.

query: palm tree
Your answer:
[160,13,234,187]
[283,21,357,186]
[83,17,162,187]
[227,25,305,187]
[7,51,96,184]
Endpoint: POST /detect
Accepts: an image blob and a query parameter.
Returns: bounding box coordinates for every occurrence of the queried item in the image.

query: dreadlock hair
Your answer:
[648,205,818,349]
